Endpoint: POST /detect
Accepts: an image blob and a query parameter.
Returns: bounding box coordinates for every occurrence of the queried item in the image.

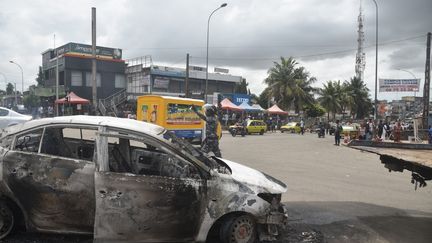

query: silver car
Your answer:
[0,116,287,242]
[0,107,32,130]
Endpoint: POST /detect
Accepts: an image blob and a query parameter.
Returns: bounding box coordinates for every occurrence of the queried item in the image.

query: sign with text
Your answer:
[379,78,420,92]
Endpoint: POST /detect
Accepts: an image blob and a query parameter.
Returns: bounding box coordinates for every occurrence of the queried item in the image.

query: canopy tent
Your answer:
[267,104,288,115]
[220,98,242,111]
[251,104,265,111]
[239,101,260,112]
[55,92,90,104]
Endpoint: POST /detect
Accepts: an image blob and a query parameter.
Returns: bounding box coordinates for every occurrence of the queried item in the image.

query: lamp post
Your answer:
[205,3,227,103]
[397,69,419,97]
[9,60,24,95]
[371,0,378,119]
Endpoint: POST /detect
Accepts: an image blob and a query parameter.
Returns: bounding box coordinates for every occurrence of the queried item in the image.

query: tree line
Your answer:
[252,57,372,120]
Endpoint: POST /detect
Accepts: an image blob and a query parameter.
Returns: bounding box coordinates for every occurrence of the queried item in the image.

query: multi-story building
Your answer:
[125,57,242,103]
[41,42,126,101]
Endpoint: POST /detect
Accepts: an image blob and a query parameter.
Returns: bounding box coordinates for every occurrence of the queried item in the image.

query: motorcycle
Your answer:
[229,124,246,137]
[318,127,325,138]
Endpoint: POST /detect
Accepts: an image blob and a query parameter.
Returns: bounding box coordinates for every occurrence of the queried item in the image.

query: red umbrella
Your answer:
[55,92,90,104]
[267,104,288,115]
[220,98,242,111]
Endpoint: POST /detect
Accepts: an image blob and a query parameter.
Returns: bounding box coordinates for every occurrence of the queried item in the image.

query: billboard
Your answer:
[56,42,122,59]
[379,78,420,92]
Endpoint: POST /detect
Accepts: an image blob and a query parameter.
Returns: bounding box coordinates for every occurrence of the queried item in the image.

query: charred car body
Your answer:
[0,116,287,242]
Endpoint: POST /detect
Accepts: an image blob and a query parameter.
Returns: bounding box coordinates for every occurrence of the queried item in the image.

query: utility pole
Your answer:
[54,34,59,116]
[185,53,189,98]
[423,32,431,127]
[91,7,97,115]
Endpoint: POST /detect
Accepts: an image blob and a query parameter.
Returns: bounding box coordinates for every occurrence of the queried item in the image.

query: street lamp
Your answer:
[205,3,228,103]
[9,60,24,95]
[397,68,419,97]
[371,0,378,119]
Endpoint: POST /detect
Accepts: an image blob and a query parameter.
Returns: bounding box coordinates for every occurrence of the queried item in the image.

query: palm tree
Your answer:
[344,77,372,119]
[318,81,341,120]
[265,57,316,113]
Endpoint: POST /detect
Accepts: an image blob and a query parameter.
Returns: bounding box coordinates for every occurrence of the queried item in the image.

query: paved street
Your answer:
[220,131,432,243]
[3,131,432,243]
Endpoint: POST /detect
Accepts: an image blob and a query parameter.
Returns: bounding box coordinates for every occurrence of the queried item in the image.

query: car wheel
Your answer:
[260,130,264,135]
[0,201,14,239]
[221,215,256,243]
[281,130,284,133]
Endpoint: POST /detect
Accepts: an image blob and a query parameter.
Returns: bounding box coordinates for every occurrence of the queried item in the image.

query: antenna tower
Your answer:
[355,0,366,82]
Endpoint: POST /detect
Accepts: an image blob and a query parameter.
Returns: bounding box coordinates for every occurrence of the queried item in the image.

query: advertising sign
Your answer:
[56,42,122,59]
[153,77,170,89]
[379,78,420,92]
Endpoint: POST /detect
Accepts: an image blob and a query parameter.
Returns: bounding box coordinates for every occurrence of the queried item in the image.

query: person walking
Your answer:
[377,120,384,141]
[393,121,402,143]
[300,119,305,135]
[334,120,342,146]
[191,104,222,157]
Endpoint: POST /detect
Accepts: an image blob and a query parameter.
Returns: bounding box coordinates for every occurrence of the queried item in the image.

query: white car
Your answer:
[0,116,287,242]
[0,107,32,130]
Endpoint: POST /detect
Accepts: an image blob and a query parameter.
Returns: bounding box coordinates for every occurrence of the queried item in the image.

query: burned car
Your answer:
[0,116,287,242]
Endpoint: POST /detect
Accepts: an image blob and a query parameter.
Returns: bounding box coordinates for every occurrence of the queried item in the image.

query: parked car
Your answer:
[280,122,301,133]
[246,120,267,135]
[0,116,287,242]
[0,107,32,130]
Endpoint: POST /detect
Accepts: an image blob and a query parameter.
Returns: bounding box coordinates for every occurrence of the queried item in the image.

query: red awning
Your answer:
[55,92,90,104]
[267,104,288,115]
[220,98,242,111]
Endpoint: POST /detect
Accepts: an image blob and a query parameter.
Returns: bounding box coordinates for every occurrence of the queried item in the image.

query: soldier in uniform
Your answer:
[191,104,222,157]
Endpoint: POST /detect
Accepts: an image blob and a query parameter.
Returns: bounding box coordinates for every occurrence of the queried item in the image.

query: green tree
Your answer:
[257,87,271,109]
[6,83,14,95]
[264,57,316,113]
[318,81,341,120]
[344,76,372,119]
[36,66,44,86]
[304,103,326,118]
[234,78,248,94]
[24,93,40,109]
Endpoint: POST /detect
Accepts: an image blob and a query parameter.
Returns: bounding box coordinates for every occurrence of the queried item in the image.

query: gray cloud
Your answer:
[0,0,430,93]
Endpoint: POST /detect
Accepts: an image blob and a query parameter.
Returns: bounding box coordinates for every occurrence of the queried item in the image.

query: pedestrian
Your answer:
[334,120,342,146]
[393,121,402,143]
[383,121,390,140]
[377,120,384,141]
[300,119,305,135]
[428,125,432,144]
[191,104,222,157]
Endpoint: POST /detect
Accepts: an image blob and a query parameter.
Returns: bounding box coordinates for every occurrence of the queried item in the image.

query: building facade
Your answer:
[41,42,126,101]
[126,59,242,103]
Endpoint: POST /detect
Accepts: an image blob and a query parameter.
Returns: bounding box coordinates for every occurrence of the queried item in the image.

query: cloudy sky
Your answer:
[0,0,431,101]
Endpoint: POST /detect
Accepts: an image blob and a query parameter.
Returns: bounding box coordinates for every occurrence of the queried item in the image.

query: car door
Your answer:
[93,128,206,242]
[2,126,96,233]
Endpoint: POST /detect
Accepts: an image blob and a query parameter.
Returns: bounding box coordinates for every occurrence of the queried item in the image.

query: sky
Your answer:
[0,0,431,101]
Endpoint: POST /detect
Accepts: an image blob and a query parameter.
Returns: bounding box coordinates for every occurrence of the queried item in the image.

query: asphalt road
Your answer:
[220,131,432,243]
[2,131,432,243]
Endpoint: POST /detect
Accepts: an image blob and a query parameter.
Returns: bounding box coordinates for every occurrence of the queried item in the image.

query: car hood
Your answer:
[217,158,287,194]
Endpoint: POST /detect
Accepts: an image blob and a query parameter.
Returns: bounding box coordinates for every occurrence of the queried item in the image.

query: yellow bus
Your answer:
[137,95,221,143]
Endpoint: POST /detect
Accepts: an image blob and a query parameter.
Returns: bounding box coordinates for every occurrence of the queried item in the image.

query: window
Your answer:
[105,131,200,179]
[71,71,82,86]
[115,74,126,88]
[14,129,43,153]
[0,108,9,116]
[85,72,101,87]
[40,127,97,161]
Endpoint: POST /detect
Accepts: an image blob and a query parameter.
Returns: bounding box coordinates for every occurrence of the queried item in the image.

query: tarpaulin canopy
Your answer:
[220,98,242,111]
[267,104,288,115]
[251,104,265,111]
[239,101,260,112]
[55,92,90,104]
